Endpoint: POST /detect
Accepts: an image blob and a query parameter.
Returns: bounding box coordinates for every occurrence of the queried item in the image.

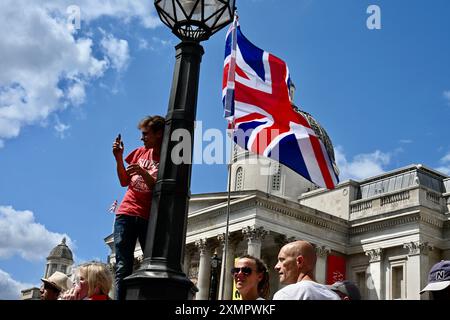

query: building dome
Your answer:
[289,81,339,177]
[293,106,339,176]
[47,237,73,260]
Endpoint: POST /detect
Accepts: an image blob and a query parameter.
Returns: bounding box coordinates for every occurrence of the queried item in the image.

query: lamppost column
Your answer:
[124,41,204,300]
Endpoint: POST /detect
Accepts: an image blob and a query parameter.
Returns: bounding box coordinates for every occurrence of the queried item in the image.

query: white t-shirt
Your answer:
[273,281,341,300]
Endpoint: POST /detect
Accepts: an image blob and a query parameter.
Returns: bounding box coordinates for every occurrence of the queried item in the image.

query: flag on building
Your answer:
[108,199,118,213]
[222,18,339,189]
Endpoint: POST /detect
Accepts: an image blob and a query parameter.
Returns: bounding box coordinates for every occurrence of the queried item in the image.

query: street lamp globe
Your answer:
[155,0,236,41]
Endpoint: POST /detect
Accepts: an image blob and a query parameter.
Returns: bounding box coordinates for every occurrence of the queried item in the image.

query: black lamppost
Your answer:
[124,0,235,300]
[209,252,221,300]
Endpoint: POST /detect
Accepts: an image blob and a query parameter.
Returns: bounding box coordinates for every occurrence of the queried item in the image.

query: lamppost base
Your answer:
[124,259,198,300]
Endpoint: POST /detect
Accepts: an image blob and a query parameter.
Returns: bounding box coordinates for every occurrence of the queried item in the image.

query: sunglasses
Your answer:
[231,267,253,276]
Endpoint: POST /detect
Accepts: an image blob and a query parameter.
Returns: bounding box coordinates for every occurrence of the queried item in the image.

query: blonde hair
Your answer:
[86,263,113,297]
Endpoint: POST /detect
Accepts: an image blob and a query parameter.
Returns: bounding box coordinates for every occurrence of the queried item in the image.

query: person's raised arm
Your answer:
[112,134,130,187]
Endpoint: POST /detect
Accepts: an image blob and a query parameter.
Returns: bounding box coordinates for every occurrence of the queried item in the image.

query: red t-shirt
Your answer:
[117,147,159,220]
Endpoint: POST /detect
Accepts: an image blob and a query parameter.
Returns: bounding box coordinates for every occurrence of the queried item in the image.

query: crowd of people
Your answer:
[38,115,449,301]
[40,262,113,300]
[231,240,450,301]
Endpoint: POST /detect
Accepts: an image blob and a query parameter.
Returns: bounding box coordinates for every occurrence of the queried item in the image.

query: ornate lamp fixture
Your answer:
[155,0,235,41]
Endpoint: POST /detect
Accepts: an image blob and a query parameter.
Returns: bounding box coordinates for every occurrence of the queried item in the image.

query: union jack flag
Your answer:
[222,17,339,189]
[108,199,118,213]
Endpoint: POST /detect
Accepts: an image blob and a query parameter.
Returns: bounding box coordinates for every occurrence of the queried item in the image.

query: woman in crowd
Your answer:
[232,254,270,300]
[61,262,112,300]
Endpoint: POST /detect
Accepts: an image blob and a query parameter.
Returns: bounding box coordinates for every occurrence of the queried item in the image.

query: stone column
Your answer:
[315,246,331,284]
[365,248,384,300]
[242,226,267,258]
[403,241,433,300]
[217,233,241,300]
[195,239,212,300]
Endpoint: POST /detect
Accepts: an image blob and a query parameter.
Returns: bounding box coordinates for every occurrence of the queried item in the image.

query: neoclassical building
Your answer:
[105,140,450,300]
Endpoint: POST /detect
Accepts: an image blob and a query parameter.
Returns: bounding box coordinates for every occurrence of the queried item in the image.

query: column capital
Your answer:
[365,248,383,263]
[403,241,433,256]
[194,238,211,255]
[217,232,242,248]
[315,245,331,258]
[242,226,268,242]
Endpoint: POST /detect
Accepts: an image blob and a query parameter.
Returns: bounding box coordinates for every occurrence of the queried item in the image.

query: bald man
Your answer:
[273,240,340,300]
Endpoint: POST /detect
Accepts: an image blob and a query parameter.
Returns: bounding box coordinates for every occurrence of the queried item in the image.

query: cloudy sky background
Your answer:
[1,0,449,299]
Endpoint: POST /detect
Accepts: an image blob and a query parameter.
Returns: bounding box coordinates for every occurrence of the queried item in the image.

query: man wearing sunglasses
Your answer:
[273,240,340,300]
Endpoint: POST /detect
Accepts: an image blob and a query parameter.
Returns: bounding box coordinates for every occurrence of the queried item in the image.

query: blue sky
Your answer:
[1,0,449,299]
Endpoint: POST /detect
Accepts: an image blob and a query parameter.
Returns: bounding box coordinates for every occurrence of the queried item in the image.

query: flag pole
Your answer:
[219,130,234,300]
[219,10,238,300]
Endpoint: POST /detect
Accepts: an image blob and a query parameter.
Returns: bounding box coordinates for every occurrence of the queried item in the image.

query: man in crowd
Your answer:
[273,240,340,300]
[327,280,362,300]
[112,115,165,300]
[40,271,72,300]
[420,260,450,300]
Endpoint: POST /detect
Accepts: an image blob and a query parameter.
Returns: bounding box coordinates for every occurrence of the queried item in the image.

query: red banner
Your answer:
[326,255,346,285]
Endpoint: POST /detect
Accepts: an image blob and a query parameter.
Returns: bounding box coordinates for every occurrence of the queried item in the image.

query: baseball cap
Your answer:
[327,280,362,300]
[420,260,450,294]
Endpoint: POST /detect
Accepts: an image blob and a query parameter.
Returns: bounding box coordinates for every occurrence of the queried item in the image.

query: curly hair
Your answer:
[138,115,165,133]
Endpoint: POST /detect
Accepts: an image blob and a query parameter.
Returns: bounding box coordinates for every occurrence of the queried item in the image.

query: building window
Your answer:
[391,264,405,300]
[61,265,67,274]
[271,165,281,191]
[49,264,57,276]
[235,167,243,191]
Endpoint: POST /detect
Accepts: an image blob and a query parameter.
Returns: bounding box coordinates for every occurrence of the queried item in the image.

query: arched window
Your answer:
[235,167,243,191]
[271,165,281,191]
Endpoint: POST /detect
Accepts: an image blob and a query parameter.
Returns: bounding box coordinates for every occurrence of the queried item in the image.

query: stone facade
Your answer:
[105,162,450,300]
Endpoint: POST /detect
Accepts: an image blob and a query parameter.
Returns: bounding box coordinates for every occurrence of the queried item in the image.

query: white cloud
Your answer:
[0,269,35,300]
[66,81,87,106]
[0,1,160,147]
[138,39,149,50]
[335,146,391,181]
[54,116,70,139]
[444,91,450,106]
[436,152,450,175]
[0,205,74,261]
[44,1,161,29]
[101,34,130,72]
[399,139,413,144]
